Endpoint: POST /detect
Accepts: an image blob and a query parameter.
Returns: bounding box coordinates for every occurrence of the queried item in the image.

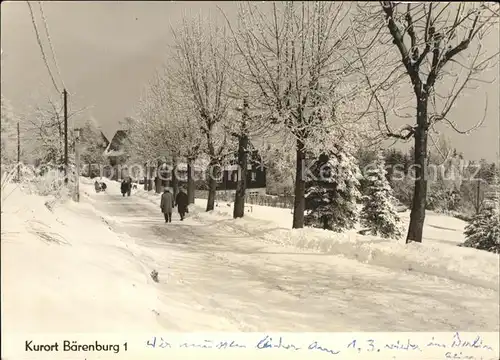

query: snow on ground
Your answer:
[2,177,499,350]
[1,182,164,335]
[133,185,499,292]
[95,181,499,331]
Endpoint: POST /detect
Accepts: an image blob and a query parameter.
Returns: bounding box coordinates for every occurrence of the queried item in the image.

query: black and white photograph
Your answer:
[1,1,499,359]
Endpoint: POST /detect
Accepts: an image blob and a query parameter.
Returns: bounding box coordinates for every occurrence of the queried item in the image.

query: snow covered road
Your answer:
[85,188,499,332]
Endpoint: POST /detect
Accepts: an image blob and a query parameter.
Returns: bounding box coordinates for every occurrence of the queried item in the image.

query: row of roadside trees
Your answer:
[126,1,498,244]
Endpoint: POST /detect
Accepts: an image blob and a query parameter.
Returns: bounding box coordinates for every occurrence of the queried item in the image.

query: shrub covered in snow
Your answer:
[360,152,402,239]
[461,196,500,254]
[1,163,75,210]
[305,145,361,232]
[1,95,18,164]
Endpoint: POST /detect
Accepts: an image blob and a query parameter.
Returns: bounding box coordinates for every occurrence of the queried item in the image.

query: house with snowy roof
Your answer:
[101,117,134,179]
[151,141,267,195]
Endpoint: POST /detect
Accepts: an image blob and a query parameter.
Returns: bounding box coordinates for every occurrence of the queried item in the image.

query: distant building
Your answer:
[216,148,267,195]
[101,118,134,180]
[100,132,110,149]
[156,146,267,195]
[104,129,130,156]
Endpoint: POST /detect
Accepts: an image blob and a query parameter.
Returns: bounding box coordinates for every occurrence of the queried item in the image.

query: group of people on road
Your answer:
[160,187,188,223]
[117,176,189,223]
[94,180,107,193]
[121,177,132,197]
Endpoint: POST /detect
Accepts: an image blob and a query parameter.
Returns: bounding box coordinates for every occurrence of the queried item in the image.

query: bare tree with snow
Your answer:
[353,1,499,243]
[1,95,17,165]
[129,64,203,200]
[130,72,177,192]
[170,16,237,211]
[21,97,90,169]
[224,1,370,229]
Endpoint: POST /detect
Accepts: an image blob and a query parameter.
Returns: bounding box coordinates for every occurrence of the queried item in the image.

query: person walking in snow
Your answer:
[120,177,132,197]
[126,177,132,196]
[160,188,174,223]
[120,178,128,196]
[175,187,188,221]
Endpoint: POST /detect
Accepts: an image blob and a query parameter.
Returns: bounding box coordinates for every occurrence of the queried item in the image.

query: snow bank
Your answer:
[132,184,162,202]
[193,198,500,291]
[1,182,164,336]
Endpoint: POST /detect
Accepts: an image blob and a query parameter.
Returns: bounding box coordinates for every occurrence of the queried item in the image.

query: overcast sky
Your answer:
[1,1,498,161]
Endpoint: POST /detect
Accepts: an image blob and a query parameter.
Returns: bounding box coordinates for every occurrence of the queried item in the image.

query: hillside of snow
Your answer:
[1,183,164,334]
[2,178,499,359]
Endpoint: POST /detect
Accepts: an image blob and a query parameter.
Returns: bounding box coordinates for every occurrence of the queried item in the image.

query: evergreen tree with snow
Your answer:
[305,143,361,232]
[461,192,500,254]
[360,152,402,239]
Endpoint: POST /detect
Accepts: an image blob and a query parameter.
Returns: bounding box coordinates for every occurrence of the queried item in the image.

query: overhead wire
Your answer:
[38,1,66,90]
[28,1,74,132]
[25,1,62,94]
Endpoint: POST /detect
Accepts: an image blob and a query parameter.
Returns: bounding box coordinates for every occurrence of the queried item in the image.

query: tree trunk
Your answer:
[406,99,429,243]
[187,158,195,204]
[172,157,179,199]
[292,138,306,228]
[475,180,481,214]
[321,215,329,230]
[154,176,159,193]
[155,160,161,193]
[143,163,148,191]
[206,165,217,212]
[233,133,249,219]
[148,165,153,191]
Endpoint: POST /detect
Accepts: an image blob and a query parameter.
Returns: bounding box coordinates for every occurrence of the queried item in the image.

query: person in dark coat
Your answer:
[175,188,188,221]
[120,179,128,196]
[126,177,132,196]
[160,188,174,223]
[94,180,101,193]
[121,177,131,197]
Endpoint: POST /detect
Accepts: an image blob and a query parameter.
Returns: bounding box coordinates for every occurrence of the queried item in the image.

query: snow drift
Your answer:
[191,199,500,292]
[1,182,164,334]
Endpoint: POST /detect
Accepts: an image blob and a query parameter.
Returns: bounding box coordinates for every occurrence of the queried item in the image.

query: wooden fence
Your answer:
[196,190,294,209]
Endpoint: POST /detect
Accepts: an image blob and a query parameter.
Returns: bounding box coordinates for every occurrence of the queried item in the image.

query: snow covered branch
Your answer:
[220,1,372,228]
[354,1,499,141]
[351,1,499,243]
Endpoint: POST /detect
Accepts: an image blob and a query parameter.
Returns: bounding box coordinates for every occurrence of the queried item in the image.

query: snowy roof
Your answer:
[103,149,125,157]
[173,162,253,171]
[103,142,125,157]
[101,118,134,143]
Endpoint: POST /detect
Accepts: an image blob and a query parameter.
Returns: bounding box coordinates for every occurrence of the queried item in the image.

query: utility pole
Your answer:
[476,179,481,214]
[63,89,68,183]
[233,98,249,219]
[16,121,20,182]
[75,128,80,202]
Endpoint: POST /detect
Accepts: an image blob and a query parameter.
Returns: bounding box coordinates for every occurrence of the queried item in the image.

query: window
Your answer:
[251,172,256,182]
[232,171,238,182]
[216,169,223,183]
